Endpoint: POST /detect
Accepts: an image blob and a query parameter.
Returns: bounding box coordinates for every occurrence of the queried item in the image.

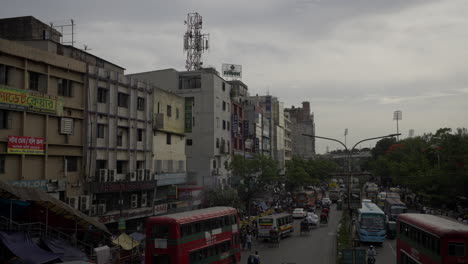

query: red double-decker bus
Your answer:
[145,206,241,264]
[397,213,468,264]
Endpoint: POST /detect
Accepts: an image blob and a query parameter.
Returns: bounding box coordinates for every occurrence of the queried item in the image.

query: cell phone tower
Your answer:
[183,12,210,71]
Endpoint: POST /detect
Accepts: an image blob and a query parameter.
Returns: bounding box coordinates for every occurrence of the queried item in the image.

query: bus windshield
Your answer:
[361,215,385,230]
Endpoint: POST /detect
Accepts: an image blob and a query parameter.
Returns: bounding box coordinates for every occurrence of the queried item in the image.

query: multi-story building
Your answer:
[285,101,316,159]
[0,37,86,199]
[129,68,232,189]
[284,111,293,161]
[0,16,161,230]
[247,95,285,171]
[151,87,187,200]
[228,80,249,156]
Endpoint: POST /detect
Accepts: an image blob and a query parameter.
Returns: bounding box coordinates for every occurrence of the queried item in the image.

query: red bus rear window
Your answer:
[152,225,169,239]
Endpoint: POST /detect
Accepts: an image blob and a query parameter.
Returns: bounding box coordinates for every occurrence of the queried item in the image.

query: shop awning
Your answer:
[0,180,109,234]
[111,233,140,250]
[0,231,61,264]
[41,237,89,262]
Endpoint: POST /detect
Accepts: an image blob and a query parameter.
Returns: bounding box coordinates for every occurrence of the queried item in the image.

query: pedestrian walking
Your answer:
[246,233,253,251]
[254,251,261,264]
[241,232,246,250]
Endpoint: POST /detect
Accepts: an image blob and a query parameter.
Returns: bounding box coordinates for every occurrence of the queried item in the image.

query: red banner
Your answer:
[7,136,44,155]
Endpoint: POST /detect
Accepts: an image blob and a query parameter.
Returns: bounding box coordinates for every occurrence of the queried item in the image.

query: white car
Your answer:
[292,208,306,218]
[322,198,332,206]
[362,199,372,203]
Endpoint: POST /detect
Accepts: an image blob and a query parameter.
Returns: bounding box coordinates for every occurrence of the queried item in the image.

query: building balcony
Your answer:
[155,172,187,186]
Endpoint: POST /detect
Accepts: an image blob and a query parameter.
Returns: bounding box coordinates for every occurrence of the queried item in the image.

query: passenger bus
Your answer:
[257,213,294,240]
[397,213,468,264]
[145,207,240,264]
[356,202,386,244]
[384,198,407,221]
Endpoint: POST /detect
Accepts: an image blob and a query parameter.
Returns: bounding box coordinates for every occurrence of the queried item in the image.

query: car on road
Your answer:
[292,208,306,218]
[322,198,332,206]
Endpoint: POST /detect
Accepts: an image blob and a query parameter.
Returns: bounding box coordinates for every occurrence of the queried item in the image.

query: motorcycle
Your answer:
[367,256,376,264]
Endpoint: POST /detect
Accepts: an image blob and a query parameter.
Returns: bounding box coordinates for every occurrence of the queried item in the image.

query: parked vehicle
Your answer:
[397,213,468,264]
[292,208,306,218]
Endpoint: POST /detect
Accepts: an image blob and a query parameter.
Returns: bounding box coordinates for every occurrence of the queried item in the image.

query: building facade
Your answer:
[284,111,293,161]
[0,37,86,199]
[285,101,316,159]
[129,68,232,189]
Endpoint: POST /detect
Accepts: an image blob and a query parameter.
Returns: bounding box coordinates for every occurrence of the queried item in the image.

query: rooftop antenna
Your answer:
[183,12,210,71]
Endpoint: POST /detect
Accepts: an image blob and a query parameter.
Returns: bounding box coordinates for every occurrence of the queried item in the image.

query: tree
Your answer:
[203,188,243,209]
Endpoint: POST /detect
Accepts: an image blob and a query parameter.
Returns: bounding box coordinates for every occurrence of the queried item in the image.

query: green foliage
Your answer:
[369,127,468,207]
[203,188,243,209]
[227,154,280,209]
[285,157,339,191]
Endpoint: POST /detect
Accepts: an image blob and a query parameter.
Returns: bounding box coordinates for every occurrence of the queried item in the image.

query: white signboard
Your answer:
[222,64,242,78]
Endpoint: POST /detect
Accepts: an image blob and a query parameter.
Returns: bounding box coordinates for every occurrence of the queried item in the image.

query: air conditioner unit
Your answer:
[137,169,145,181]
[66,196,79,209]
[98,169,108,182]
[90,205,97,216]
[108,169,117,182]
[97,204,107,215]
[131,194,138,209]
[79,195,90,211]
[145,170,152,181]
[128,172,137,182]
[141,193,148,207]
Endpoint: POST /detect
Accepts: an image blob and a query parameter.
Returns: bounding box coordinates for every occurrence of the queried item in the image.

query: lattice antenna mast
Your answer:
[183,13,210,71]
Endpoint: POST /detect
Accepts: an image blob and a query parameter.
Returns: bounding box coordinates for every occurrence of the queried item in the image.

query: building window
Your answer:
[137,97,145,111]
[213,160,217,169]
[227,103,230,112]
[136,160,144,169]
[58,79,73,97]
[0,64,9,85]
[227,121,230,131]
[118,93,129,108]
[222,120,226,130]
[116,160,128,174]
[0,110,9,129]
[222,82,226,91]
[117,135,123,146]
[96,160,107,170]
[166,133,172,145]
[216,117,220,128]
[167,105,172,117]
[28,71,47,92]
[97,124,106,138]
[179,76,201,89]
[176,108,180,119]
[178,160,185,172]
[97,88,108,103]
[0,155,5,173]
[222,101,226,111]
[137,129,143,142]
[186,139,193,146]
[65,156,78,172]
[216,138,220,148]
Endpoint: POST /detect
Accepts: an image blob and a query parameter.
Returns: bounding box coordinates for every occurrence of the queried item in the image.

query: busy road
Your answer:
[241,204,342,264]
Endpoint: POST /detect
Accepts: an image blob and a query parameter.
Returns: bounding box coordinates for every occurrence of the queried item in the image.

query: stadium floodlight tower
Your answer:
[183,12,210,71]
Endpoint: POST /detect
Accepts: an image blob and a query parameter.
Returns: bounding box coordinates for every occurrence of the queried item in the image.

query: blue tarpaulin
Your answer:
[41,237,89,262]
[129,232,145,242]
[0,231,61,264]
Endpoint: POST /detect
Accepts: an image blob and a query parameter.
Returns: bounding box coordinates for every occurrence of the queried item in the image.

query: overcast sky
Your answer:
[2,0,467,153]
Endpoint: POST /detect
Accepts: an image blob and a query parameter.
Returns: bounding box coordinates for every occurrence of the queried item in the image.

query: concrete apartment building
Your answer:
[129,68,232,189]
[0,37,86,199]
[151,87,187,196]
[285,101,316,159]
[0,16,160,229]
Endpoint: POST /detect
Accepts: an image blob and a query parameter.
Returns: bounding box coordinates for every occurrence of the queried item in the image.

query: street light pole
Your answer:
[302,133,401,213]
